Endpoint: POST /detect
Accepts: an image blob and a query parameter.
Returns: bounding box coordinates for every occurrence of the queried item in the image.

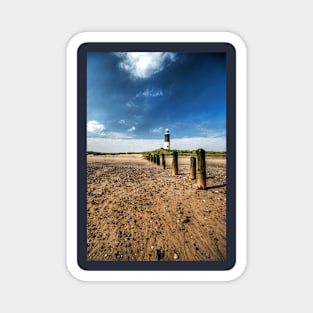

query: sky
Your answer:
[87,51,226,152]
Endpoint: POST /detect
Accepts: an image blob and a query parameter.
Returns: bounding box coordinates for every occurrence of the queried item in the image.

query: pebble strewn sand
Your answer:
[87,154,226,261]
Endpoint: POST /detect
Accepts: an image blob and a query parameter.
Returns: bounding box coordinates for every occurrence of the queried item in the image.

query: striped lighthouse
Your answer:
[164,128,170,150]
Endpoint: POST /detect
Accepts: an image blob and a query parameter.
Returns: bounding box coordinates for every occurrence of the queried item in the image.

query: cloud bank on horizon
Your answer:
[87,51,226,152]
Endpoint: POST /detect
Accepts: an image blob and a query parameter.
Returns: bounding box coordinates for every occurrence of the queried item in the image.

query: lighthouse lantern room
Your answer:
[164,128,170,150]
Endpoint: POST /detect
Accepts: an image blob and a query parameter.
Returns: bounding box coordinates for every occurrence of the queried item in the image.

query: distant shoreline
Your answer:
[87,150,226,158]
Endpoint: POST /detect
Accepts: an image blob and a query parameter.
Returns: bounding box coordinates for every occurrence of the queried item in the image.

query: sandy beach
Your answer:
[87,153,226,262]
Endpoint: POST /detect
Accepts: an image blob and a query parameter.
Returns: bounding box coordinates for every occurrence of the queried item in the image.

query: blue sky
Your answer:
[87,51,226,152]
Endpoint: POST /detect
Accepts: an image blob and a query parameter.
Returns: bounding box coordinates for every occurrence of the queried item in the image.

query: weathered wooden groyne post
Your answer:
[156,154,160,166]
[189,156,196,180]
[196,149,206,189]
[172,151,178,175]
[161,153,166,169]
[153,154,156,163]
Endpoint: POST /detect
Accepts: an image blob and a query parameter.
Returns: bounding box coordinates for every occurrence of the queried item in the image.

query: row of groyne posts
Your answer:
[144,148,207,190]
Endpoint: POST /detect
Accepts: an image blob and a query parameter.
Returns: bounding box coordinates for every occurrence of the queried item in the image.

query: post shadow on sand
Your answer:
[203,183,227,190]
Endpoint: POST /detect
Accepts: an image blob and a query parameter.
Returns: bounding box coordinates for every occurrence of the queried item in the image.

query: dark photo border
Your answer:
[77,42,236,271]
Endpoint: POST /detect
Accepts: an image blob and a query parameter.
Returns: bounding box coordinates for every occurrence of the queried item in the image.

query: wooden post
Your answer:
[161,153,166,169]
[196,149,206,189]
[189,156,196,180]
[156,154,160,165]
[172,151,178,175]
[153,155,156,163]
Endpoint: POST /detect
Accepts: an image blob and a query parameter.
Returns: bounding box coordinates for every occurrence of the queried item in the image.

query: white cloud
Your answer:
[87,120,136,139]
[150,127,163,133]
[136,88,164,98]
[116,52,177,79]
[125,101,137,108]
[87,138,163,153]
[171,137,226,152]
[87,136,225,153]
[106,131,134,139]
[87,120,105,137]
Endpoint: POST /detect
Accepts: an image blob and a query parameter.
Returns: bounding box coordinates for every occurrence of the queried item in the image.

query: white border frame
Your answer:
[66,32,247,281]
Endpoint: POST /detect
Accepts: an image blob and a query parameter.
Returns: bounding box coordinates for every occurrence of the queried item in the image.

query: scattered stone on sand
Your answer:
[87,154,226,262]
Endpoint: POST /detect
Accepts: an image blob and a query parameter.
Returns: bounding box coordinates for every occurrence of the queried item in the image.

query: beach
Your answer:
[87,153,226,261]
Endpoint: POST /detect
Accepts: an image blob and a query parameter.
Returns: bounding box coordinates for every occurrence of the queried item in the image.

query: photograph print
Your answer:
[79,44,235,271]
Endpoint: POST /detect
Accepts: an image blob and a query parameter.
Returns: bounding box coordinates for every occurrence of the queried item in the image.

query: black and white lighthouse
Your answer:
[164,128,170,150]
